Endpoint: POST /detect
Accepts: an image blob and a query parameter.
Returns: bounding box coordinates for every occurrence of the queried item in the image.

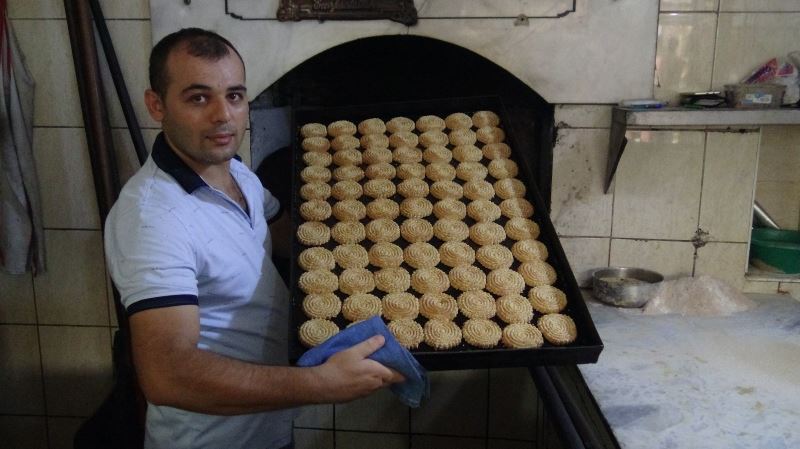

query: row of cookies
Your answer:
[300,111,503,140]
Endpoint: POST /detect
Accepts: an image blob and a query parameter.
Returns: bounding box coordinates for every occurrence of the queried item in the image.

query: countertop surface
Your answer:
[578,294,800,449]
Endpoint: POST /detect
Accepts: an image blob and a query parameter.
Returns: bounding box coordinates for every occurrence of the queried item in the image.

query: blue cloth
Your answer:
[297,316,430,407]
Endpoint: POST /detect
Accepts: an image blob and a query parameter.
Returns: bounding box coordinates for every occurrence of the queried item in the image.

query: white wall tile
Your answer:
[654,13,717,104]
[661,0,719,11]
[779,282,800,301]
[560,237,610,287]
[99,0,151,19]
[32,128,101,230]
[39,326,113,417]
[612,131,705,240]
[488,368,537,440]
[712,13,800,89]
[12,19,83,127]
[410,369,487,437]
[609,239,696,279]
[112,128,160,187]
[0,271,36,323]
[554,105,613,129]
[411,435,486,449]
[720,0,800,12]
[0,415,47,449]
[742,279,779,294]
[336,431,409,449]
[334,388,408,432]
[550,129,613,237]
[695,242,749,288]
[415,0,575,18]
[757,126,800,184]
[294,404,333,429]
[33,230,109,326]
[294,429,333,449]
[9,0,150,19]
[699,132,759,242]
[0,325,45,414]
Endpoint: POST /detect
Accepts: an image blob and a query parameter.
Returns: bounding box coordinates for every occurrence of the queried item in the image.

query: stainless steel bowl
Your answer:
[592,267,664,308]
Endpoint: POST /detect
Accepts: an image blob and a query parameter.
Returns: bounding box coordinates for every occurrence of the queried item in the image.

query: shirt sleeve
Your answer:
[263,187,281,223]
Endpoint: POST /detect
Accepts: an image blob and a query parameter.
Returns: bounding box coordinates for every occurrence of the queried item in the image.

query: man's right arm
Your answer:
[130,304,403,415]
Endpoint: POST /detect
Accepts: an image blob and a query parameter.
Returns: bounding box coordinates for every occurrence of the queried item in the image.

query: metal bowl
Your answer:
[592,267,664,308]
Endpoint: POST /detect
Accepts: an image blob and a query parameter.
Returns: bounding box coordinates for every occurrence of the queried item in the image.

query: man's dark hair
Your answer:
[149,28,244,97]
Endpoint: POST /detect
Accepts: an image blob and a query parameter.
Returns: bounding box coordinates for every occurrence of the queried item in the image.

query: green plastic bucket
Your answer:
[750,228,800,274]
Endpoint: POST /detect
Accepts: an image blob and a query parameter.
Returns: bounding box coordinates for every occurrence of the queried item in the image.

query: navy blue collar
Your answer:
[151,132,242,194]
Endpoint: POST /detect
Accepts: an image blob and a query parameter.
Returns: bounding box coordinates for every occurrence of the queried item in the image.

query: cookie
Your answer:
[331,180,362,200]
[463,180,495,201]
[444,112,472,130]
[457,290,496,319]
[411,267,450,294]
[469,222,506,246]
[423,145,452,164]
[505,217,540,241]
[494,178,526,199]
[382,292,419,320]
[365,218,401,243]
[416,115,446,132]
[486,268,525,296]
[360,134,390,151]
[518,260,557,287]
[300,200,332,221]
[331,221,365,244]
[476,244,514,270]
[364,162,396,180]
[298,270,338,294]
[397,162,426,180]
[471,110,500,128]
[368,242,404,268]
[358,118,386,135]
[500,198,534,218]
[333,244,369,269]
[501,323,543,349]
[397,178,430,198]
[455,161,489,182]
[400,198,433,219]
[400,218,434,243]
[303,151,332,167]
[452,144,482,163]
[482,142,511,160]
[332,200,366,221]
[342,293,382,321]
[433,199,467,220]
[496,294,534,324]
[466,199,501,222]
[301,123,327,138]
[299,318,339,348]
[403,242,441,269]
[423,319,462,350]
[419,292,458,320]
[393,145,423,164]
[433,219,470,242]
[300,182,331,201]
[388,319,424,349]
[529,285,568,314]
[363,179,396,199]
[327,120,357,137]
[448,265,487,291]
[438,241,475,268]
[300,166,331,183]
[462,319,502,349]
[426,163,457,182]
[430,180,463,200]
[389,131,418,149]
[298,247,336,271]
[419,130,449,148]
[362,146,392,164]
[488,159,519,180]
[449,129,477,147]
[302,293,341,319]
[301,136,330,153]
[339,268,375,295]
[330,135,360,152]
[476,126,505,144]
[332,147,362,166]
[386,116,415,133]
[511,239,549,262]
[538,313,577,345]
[374,267,412,293]
[297,222,330,246]
[333,165,364,182]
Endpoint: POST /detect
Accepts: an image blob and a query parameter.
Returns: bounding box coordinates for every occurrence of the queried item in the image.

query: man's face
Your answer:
[145,46,248,170]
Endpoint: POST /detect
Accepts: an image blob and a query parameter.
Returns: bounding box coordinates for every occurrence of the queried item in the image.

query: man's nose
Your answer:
[210,98,232,123]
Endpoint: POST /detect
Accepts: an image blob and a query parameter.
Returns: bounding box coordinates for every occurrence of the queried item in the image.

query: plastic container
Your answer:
[750,228,800,274]
[725,83,785,108]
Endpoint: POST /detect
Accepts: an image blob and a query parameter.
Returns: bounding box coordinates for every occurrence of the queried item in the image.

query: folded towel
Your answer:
[297,316,430,407]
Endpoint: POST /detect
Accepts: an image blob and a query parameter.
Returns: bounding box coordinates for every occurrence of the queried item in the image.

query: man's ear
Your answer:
[144,89,165,122]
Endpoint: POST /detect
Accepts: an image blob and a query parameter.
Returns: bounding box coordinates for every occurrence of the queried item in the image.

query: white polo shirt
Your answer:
[104,133,293,449]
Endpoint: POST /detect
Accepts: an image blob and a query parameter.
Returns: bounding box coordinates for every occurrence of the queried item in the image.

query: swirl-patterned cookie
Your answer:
[362,146,392,164]
[476,126,506,144]
[301,136,330,153]
[382,292,419,320]
[430,181,463,200]
[448,265,487,291]
[331,221,365,244]
[449,129,477,147]
[327,120,357,137]
[488,159,519,180]
[456,162,489,182]
[438,241,475,267]
[400,218,434,243]
[400,198,433,219]
[331,180,362,200]
[333,165,364,182]
[368,242,404,268]
[333,244,369,269]
[360,134,390,151]
[300,166,331,183]
[365,219,401,243]
[486,268,525,296]
[389,131,418,149]
[445,112,472,130]
[397,163,426,180]
[502,323,544,349]
[476,244,514,270]
[505,217,540,241]
[331,135,360,152]
[393,145,423,164]
[364,162,396,180]
[482,142,512,160]
[364,199,400,220]
[466,199,501,222]
[463,180,495,201]
[512,239,549,262]
[463,319,502,349]
[332,148,362,166]
[301,123,327,138]
[299,247,336,271]
[302,293,341,319]
[419,292,458,320]
[374,267,411,293]
[411,268,450,294]
[299,319,339,348]
[363,179,396,199]
[332,200,366,221]
[416,115,446,132]
[500,198,534,218]
[518,260,557,287]
[433,199,466,220]
[452,144,482,163]
[342,293,382,321]
[358,118,386,135]
[299,270,338,294]
[496,294,534,324]
[300,182,331,201]
[494,178,526,199]
[529,285,567,314]
[397,178,430,198]
[538,314,577,345]
[472,110,500,128]
[469,222,506,246]
[300,200,332,221]
[423,145,452,164]
[297,222,330,246]
[423,319,462,350]
[426,163,457,182]
[386,116,415,133]
[403,242,440,269]
[388,319,424,349]
[433,219,469,242]
[419,130,448,148]
[339,268,375,295]
[457,291,496,319]
[303,151,332,167]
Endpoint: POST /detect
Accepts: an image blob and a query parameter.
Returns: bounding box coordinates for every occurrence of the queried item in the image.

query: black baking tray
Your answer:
[288,96,603,370]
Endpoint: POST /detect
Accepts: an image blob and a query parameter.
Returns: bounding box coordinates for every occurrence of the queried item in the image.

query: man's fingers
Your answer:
[386,368,405,385]
[345,334,385,359]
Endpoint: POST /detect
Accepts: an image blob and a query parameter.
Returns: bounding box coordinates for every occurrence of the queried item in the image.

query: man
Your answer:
[104,28,402,449]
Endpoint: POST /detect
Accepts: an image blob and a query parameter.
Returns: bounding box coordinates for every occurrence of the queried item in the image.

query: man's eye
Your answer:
[228,92,244,102]
[189,95,206,104]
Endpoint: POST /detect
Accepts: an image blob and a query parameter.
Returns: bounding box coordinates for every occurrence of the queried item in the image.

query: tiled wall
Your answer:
[2,1,799,448]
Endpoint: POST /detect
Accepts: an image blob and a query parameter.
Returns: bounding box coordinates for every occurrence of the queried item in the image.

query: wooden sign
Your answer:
[277,0,418,26]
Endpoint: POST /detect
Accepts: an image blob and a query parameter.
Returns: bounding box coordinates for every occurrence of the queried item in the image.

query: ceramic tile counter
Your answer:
[579,294,800,449]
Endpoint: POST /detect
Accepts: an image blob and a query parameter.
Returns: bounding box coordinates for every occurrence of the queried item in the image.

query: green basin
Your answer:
[750,228,800,274]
